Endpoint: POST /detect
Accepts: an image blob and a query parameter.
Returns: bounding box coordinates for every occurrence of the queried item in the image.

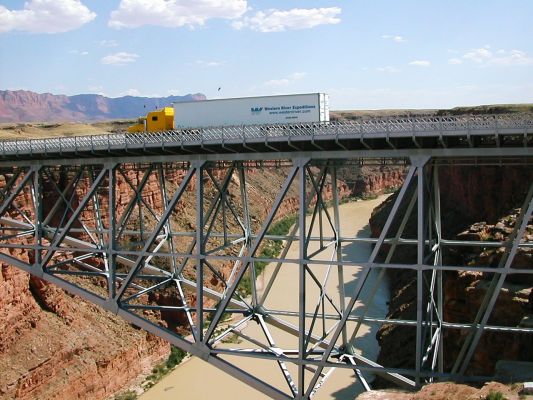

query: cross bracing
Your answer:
[0,117,531,399]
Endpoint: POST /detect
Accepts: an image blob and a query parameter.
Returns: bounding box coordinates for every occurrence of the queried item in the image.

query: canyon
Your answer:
[0,162,405,400]
[370,165,533,380]
[0,104,530,398]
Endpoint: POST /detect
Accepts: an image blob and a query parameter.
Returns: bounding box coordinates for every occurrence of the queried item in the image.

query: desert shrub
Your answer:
[143,345,188,388]
[166,346,187,369]
[485,391,505,400]
[238,214,298,296]
[114,391,137,400]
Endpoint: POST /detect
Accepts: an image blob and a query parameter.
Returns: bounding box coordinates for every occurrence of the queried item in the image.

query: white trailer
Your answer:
[173,93,329,129]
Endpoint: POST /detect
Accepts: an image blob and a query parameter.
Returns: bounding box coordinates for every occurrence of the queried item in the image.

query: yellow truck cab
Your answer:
[127,107,174,133]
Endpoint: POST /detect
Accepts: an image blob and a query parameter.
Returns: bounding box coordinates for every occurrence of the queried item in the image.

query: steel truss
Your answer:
[0,154,532,399]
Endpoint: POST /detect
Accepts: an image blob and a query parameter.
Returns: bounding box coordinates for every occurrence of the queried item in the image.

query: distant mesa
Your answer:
[0,90,206,123]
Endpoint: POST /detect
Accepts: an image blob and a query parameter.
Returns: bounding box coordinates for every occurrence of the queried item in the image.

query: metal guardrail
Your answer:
[1,115,532,158]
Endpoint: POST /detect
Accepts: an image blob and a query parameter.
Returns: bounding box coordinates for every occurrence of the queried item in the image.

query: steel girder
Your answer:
[0,155,532,400]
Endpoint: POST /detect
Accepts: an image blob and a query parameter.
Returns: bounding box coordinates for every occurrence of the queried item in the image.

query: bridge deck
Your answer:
[0,115,531,162]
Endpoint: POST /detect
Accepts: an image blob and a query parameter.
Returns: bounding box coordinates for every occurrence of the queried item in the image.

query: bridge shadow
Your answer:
[330,224,390,398]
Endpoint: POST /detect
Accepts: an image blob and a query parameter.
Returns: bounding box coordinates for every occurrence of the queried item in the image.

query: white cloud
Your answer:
[0,0,95,34]
[101,52,139,66]
[409,60,431,67]
[264,72,307,87]
[377,66,399,73]
[233,7,341,32]
[463,48,492,63]
[491,49,533,65]
[461,47,533,66]
[195,60,224,67]
[97,39,119,47]
[448,58,463,65]
[109,0,246,29]
[381,34,405,43]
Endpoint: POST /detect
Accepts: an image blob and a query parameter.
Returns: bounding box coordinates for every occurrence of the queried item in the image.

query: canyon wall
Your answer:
[338,165,406,197]
[370,165,533,379]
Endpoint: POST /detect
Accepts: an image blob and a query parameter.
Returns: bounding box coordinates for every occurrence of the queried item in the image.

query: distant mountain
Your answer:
[0,90,206,123]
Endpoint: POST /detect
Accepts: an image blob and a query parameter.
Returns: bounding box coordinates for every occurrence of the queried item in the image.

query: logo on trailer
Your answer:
[251,107,263,115]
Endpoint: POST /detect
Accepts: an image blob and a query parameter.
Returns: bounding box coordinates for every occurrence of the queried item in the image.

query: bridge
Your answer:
[0,115,532,399]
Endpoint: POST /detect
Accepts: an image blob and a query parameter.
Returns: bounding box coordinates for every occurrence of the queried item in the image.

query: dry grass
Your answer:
[331,103,533,121]
[0,120,133,140]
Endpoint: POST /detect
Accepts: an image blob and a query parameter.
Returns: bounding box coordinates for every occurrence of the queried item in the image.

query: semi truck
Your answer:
[128,93,329,132]
[127,107,174,133]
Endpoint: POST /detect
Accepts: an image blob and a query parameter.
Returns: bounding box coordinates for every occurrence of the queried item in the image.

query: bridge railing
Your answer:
[0,115,531,157]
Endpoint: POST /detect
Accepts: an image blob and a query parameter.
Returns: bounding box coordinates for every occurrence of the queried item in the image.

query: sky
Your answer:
[0,0,532,110]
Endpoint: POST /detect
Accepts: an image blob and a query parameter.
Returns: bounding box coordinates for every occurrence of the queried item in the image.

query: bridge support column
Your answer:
[413,156,430,387]
[31,166,43,278]
[107,163,117,299]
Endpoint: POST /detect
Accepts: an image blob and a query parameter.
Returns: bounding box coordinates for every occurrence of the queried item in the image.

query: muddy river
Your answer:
[141,196,390,400]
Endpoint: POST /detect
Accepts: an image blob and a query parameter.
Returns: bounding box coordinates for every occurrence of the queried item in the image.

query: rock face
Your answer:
[370,165,533,380]
[338,165,407,197]
[443,211,533,375]
[438,165,533,226]
[0,259,170,400]
[353,166,406,197]
[0,90,206,123]
[0,170,171,400]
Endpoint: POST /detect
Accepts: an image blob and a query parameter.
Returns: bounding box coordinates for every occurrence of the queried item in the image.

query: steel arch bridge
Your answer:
[0,115,532,399]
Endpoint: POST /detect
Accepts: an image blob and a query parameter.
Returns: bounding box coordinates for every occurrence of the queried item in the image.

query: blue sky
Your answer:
[0,0,532,110]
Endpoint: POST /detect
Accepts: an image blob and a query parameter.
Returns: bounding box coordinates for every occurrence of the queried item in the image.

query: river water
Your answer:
[141,196,390,400]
